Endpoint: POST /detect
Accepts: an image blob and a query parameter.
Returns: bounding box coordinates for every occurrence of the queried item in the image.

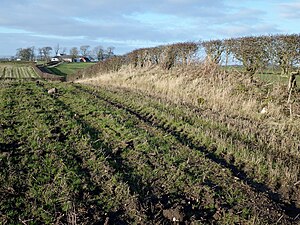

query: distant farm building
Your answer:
[51,54,73,62]
[51,56,60,62]
[73,57,92,62]
[51,55,92,63]
[60,55,73,62]
[80,57,91,62]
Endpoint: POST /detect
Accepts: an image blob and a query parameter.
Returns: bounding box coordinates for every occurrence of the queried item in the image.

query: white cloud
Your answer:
[278,2,300,19]
[0,27,32,34]
[218,24,281,38]
[0,0,298,56]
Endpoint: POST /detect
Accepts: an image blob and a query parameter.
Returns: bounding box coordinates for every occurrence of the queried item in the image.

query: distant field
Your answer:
[0,63,39,79]
[46,62,94,76]
[223,65,300,84]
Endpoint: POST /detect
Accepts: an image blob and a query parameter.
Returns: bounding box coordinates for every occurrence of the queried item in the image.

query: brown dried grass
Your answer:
[76,61,300,204]
[76,61,296,120]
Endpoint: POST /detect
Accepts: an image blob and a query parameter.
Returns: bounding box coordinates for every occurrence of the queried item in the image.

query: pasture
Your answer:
[46,62,94,76]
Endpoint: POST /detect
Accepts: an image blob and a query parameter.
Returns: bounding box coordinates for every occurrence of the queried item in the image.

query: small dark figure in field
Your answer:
[36,80,44,86]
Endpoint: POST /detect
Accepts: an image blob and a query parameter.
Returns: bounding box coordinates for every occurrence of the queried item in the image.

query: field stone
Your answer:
[163,205,184,222]
[48,87,58,94]
[260,107,267,114]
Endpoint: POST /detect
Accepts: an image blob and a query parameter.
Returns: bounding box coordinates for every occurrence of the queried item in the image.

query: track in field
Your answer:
[0,81,299,224]
[73,84,300,217]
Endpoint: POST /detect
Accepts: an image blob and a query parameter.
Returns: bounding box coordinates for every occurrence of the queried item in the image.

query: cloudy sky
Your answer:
[0,0,299,56]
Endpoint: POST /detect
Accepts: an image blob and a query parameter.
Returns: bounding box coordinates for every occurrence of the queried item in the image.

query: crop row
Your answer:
[56,83,296,223]
[1,81,297,224]
[0,82,142,224]
[0,66,39,79]
[69,84,300,218]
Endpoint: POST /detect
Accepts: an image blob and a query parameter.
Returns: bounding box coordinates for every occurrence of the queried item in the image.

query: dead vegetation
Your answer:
[77,61,300,119]
[76,61,300,211]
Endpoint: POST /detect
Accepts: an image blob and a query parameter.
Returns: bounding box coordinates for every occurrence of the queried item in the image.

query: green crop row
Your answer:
[74,84,300,213]
[55,83,292,224]
[0,82,140,224]
[0,81,296,224]
[0,66,39,79]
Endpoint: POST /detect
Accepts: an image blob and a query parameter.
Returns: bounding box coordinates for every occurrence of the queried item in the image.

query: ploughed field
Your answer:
[0,80,299,224]
[0,64,39,79]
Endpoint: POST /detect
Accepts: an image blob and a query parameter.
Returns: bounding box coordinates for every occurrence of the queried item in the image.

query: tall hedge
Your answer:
[67,34,300,82]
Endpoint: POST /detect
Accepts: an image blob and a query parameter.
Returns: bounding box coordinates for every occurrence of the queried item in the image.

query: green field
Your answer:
[223,65,300,84]
[1,60,300,224]
[46,62,94,76]
[0,63,39,79]
[0,80,299,224]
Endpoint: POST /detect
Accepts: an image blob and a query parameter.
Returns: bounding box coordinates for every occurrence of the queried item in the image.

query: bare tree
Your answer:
[105,46,115,58]
[93,46,105,61]
[54,44,60,56]
[80,45,90,57]
[29,46,35,61]
[38,48,43,61]
[272,34,300,75]
[124,43,198,69]
[225,36,270,80]
[202,40,224,64]
[16,47,35,61]
[39,47,53,62]
[70,47,79,59]
[61,47,67,55]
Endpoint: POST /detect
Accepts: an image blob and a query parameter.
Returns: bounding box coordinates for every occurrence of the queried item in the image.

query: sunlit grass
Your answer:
[47,62,94,76]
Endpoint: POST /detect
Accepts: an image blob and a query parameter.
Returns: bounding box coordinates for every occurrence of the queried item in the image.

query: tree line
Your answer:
[15,44,115,62]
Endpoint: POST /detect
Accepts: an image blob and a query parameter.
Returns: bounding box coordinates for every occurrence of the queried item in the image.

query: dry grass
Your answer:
[76,62,300,204]
[77,62,298,120]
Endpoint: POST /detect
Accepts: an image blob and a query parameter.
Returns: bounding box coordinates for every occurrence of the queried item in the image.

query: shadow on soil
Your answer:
[74,84,300,222]
[52,90,218,223]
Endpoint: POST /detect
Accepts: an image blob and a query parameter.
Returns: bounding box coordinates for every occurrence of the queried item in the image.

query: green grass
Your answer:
[80,80,300,218]
[1,80,295,224]
[223,65,300,85]
[256,71,300,84]
[47,62,94,76]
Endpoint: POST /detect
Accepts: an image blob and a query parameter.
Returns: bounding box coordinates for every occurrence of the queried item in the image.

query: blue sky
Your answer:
[0,0,299,56]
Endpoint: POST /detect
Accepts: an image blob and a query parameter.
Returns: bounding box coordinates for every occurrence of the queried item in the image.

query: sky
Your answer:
[0,0,299,57]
